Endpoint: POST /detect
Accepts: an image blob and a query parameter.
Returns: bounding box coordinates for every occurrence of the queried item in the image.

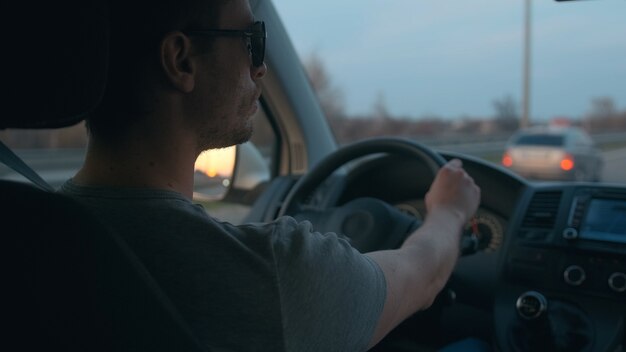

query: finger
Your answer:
[446,158,462,169]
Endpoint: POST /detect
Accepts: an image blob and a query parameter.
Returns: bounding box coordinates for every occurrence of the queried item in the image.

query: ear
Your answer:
[160,32,195,93]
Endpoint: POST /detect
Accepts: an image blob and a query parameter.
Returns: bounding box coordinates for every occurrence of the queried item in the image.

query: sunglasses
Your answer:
[184,21,266,67]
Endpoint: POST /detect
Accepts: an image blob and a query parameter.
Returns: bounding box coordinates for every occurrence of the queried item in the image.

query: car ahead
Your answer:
[502,126,603,182]
[2,0,625,351]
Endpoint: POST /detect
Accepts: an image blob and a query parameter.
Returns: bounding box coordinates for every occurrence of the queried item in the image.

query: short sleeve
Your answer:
[270,217,386,352]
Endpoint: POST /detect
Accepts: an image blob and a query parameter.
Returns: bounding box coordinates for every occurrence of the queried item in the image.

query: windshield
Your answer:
[1,0,625,192]
[274,0,626,184]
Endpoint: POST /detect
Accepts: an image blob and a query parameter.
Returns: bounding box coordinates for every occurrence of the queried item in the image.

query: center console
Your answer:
[495,186,626,352]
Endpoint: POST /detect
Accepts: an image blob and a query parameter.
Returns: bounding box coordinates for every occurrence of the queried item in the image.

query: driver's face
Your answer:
[189,0,267,152]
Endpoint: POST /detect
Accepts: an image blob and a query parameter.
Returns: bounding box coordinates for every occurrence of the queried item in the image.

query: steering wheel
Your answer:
[278,137,447,253]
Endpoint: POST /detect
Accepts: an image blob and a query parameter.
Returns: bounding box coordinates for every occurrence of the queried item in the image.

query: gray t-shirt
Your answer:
[60,180,386,352]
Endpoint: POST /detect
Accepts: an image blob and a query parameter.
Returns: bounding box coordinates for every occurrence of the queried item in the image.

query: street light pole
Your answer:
[521,0,532,128]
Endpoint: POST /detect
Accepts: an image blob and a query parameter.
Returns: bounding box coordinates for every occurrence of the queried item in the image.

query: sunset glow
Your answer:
[194,147,236,178]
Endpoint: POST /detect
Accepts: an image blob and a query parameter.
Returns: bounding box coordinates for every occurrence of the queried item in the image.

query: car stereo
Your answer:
[565,190,626,245]
[579,198,626,244]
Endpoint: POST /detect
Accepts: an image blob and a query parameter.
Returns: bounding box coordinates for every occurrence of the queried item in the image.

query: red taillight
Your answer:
[560,154,575,171]
[502,152,513,167]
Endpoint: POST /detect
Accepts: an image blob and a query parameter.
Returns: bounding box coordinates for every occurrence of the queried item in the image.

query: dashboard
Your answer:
[318,151,625,351]
[504,186,626,298]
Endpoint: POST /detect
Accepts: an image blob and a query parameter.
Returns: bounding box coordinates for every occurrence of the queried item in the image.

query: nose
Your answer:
[252,62,267,80]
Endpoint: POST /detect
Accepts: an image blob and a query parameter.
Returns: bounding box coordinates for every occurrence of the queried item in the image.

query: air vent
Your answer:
[521,191,562,229]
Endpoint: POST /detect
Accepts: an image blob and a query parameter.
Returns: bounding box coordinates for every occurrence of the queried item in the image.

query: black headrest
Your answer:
[2,0,109,129]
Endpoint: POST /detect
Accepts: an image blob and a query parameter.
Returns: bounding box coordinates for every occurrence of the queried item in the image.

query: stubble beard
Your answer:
[195,101,256,152]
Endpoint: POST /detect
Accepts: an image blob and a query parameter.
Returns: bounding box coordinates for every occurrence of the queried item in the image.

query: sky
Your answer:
[272,0,626,122]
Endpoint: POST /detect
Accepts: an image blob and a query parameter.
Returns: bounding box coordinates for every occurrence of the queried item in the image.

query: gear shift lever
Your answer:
[516,291,548,321]
[510,291,592,352]
[515,291,555,350]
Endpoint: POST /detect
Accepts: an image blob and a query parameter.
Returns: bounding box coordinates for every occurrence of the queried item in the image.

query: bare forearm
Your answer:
[366,159,480,349]
[366,209,465,347]
[400,208,464,310]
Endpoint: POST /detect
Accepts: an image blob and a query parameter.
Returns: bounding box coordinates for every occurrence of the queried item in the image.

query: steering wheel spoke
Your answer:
[293,197,422,252]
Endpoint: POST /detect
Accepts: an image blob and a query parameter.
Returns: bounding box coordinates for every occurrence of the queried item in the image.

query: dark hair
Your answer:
[87,0,226,141]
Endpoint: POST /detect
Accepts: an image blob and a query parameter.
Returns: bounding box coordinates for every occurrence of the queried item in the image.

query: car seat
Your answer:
[1,1,204,350]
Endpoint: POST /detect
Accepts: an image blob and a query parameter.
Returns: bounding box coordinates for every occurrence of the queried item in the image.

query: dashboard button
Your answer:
[562,227,578,240]
[564,265,586,286]
[608,272,626,293]
[516,291,548,320]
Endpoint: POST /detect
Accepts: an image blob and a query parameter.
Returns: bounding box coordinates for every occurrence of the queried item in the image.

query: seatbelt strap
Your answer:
[0,139,54,192]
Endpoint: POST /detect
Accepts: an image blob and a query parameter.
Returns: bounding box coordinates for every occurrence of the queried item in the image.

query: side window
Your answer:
[193,103,278,224]
[0,124,88,188]
[0,104,277,226]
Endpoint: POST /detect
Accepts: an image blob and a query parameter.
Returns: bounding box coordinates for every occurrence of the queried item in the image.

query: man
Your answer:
[61,0,481,350]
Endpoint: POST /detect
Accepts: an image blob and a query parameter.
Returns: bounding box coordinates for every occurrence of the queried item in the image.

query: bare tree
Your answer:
[302,52,346,121]
[586,97,625,132]
[372,92,391,120]
[589,97,617,119]
[492,95,519,132]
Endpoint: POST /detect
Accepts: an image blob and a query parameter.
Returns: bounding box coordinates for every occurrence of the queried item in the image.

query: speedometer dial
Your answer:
[464,210,504,252]
[395,201,505,253]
